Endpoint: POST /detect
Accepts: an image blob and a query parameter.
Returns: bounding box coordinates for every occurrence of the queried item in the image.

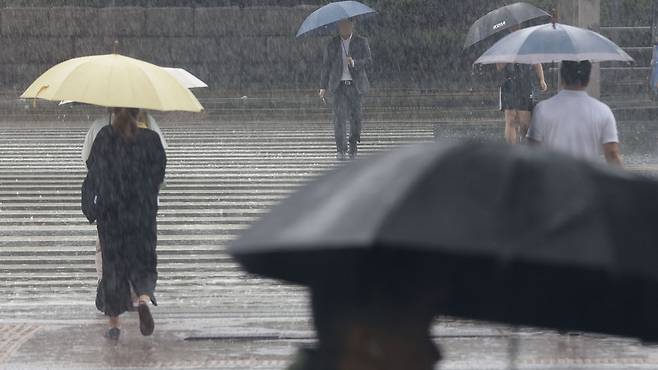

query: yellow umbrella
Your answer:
[21,54,203,112]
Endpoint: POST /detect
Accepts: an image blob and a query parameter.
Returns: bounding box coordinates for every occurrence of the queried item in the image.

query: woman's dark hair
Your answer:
[561,60,592,87]
[111,107,140,141]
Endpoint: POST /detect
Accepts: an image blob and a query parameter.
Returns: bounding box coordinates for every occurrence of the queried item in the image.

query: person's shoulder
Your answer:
[579,95,614,119]
[87,119,109,138]
[89,125,113,151]
[532,95,562,122]
[530,100,547,120]
[95,124,113,138]
[90,118,107,129]
[138,127,158,138]
[137,127,163,145]
[534,94,558,110]
[588,96,613,112]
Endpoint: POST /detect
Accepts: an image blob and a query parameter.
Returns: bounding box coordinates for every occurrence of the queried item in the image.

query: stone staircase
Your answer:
[0,115,655,369]
[0,119,436,322]
[599,0,655,111]
[600,29,652,99]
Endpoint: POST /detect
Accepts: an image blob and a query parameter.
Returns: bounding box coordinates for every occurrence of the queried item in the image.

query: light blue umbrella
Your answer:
[296,1,377,38]
[475,22,634,64]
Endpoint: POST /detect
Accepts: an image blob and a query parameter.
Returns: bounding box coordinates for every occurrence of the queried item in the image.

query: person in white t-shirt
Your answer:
[527,60,623,166]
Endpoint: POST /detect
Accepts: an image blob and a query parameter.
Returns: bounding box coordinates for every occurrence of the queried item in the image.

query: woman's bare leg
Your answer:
[504,110,519,144]
[517,110,532,142]
[109,316,119,328]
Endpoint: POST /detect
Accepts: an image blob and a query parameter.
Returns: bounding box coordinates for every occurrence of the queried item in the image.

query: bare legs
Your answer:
[504,109,532,144]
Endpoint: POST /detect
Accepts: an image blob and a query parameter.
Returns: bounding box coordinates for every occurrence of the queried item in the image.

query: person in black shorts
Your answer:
[497,28,548,144]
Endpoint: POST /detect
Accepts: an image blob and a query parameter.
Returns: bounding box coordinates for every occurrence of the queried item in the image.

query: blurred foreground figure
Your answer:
[231,142,658,369]
[528,60,622,166]
[288,265,441,370]
[83,107,166,340]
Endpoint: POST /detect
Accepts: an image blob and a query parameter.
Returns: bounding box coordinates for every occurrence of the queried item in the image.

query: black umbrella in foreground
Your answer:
[229,142,658,342]
[464,2,551,49]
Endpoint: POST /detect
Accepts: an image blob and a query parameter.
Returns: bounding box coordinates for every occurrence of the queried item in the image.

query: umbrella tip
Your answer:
[113,40,119,54]
[551,8,558,28]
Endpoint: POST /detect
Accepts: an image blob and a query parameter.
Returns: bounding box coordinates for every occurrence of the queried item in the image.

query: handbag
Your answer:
[81,173,98,224]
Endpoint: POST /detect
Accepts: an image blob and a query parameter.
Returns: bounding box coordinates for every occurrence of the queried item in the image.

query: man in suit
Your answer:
[319,18,372,160]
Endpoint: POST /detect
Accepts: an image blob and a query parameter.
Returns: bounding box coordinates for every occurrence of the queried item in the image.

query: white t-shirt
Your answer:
[527,89,619,162]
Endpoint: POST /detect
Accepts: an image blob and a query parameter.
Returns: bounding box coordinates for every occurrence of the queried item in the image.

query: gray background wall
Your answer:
[0,5,327,93]
[0,0,652,98]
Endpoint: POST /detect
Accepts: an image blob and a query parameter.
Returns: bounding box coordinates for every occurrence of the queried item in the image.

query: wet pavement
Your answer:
[0,118,656,369]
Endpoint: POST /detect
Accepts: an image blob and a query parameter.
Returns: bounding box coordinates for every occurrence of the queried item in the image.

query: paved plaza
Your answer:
[0,118,656,369]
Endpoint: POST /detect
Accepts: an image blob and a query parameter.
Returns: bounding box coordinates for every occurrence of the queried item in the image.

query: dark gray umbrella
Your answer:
[229,142,658,341]
[464,2,551,49]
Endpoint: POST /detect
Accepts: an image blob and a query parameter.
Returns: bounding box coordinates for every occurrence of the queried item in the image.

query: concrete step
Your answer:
[3,89,499,117]
[603,46,653,68]
[602,79,649,96]
[600,26,652,48]
[0,117,652,323]
[601,0,652,27]
[601,66,652,83]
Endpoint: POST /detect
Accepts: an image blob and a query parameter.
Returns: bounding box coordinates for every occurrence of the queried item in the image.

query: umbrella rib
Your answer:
[368,149,445,246]
[37,60,91,102]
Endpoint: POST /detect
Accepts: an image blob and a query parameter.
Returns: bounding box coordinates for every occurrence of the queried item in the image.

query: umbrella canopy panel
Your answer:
[162,67,208,89]
[21,54,204,112]
[230,142,658,341]
[475,23,634,64]
[296,1,377,38]
[464,2,551,49]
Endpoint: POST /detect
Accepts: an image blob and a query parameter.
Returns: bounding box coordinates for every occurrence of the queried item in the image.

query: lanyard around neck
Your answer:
[340,36,351,57]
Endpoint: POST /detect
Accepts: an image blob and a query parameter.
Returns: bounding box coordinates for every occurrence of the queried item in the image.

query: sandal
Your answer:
[138,302,154,336]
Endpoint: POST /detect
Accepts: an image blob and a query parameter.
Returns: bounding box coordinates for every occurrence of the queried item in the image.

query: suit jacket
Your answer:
[320,34,372,95]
